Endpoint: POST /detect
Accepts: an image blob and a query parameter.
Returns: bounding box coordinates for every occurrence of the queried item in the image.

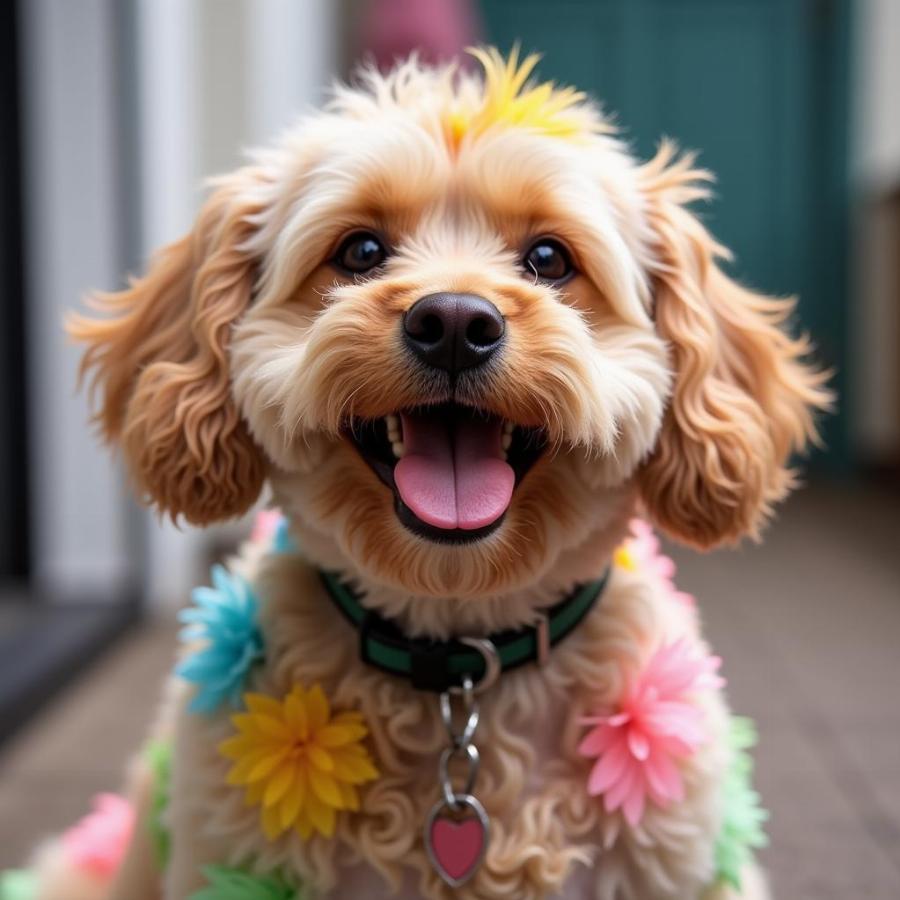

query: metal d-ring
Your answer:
[450,637,501,695]
[439,743,481,809]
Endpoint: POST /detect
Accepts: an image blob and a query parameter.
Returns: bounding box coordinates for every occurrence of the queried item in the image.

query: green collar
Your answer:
[320,569,610,693]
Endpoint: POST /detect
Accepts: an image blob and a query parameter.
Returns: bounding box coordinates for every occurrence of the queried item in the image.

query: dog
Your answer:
[24,48,830,900]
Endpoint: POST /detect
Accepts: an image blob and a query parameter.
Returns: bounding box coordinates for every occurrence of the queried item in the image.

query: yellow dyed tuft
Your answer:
[446,45,593,146]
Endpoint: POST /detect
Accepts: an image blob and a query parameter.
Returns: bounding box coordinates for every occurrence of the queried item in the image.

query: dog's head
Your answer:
[72,50,830,597]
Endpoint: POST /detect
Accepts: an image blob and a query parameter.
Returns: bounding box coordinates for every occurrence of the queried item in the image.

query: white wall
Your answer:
[137,0,337,609]
[244,0,336,144]
[853,0,900,192]
[20,0,134,600]
[852,0,900,461]
[20,0,336,608]
[133,0,203,611]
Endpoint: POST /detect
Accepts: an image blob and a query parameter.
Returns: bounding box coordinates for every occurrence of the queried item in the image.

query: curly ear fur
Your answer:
[69,174,266,525]
[638,143,832,548]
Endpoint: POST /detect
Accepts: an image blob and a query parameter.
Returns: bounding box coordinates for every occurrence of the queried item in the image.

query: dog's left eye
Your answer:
[333,232,387,274]
[523,239,574,283]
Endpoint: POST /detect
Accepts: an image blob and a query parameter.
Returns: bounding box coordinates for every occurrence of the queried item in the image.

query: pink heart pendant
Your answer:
[424,794,490,887]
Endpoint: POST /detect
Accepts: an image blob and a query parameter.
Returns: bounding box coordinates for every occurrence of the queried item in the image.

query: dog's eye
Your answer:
[523,239,574,283]
[334,232,387,274]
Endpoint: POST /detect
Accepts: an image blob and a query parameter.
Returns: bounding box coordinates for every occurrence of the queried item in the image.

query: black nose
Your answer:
[403,292,505,374]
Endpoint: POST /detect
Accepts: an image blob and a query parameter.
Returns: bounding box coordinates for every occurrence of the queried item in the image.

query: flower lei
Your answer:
[188,865,302,900]
[176,564,265,715]
[145,739,173,867]
[219,687,379,841]
[1,513,768,897]
[614,518,695,609]
[0,515,372,899]
[578,639,724,825]
[715,717,769,889]
[580,519,769,886]
[174,514,379,845]
[60,794,135,878]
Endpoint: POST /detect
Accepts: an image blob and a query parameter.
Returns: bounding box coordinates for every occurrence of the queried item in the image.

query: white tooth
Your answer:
[392,441,406,459]
[386,414,399,430]
[501,433,513,450]
[499,450,508,461]
[387,427,400,442]
[503,420,514,435]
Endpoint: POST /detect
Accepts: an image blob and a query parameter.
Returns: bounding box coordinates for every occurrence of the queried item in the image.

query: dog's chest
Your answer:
[187,556,724,899]
[330,692,598,900]
[253,618,604,899]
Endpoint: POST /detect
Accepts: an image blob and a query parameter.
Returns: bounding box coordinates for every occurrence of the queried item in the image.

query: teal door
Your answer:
[482,0,850,464]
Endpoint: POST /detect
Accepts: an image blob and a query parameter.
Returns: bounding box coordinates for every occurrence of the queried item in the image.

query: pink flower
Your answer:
[615,519,695,609]
[578,640,724,826]
[250,508,283,545]
[62,794,134,879]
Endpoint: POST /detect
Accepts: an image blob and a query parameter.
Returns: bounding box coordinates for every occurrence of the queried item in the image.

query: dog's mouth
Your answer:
[344,402,546,543]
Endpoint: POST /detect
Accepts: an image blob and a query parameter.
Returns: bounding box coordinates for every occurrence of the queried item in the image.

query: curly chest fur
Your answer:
[168,553,730,900]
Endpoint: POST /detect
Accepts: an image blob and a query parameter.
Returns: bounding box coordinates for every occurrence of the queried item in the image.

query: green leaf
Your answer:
[144,739,173,868]
[0,870,38,900]
[715,716,769,890]
[188,865,301,900]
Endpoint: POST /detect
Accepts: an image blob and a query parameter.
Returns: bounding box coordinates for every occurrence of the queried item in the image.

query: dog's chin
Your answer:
[343,401,546,545]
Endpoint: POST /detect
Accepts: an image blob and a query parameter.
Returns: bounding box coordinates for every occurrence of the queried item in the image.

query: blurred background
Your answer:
[0,1,897,896]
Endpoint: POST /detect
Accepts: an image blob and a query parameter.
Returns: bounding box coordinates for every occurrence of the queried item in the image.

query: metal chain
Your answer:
[427,641,500,885]
[437,674,481,811]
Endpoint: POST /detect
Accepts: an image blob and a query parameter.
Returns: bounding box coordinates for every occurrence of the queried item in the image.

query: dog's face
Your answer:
[227,85,671,596]
[73,51,829,597]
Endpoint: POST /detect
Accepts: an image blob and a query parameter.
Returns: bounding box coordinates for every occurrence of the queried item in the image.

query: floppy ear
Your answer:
[69,172,266,525]
[637,143,832,548]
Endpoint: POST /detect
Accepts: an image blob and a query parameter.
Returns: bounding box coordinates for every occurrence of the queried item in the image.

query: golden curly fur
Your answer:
[69,172,267,525]
[38,50,830,899]
[636,144,830,547]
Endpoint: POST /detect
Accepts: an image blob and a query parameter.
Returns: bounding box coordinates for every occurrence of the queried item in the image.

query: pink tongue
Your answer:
[394,412,514,531]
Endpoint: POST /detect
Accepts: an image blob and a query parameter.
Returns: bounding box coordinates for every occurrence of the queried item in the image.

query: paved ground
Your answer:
[0,483,897,897]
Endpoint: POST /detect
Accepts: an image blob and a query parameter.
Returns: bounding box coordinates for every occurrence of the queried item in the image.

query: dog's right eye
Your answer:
[333,232,387,275]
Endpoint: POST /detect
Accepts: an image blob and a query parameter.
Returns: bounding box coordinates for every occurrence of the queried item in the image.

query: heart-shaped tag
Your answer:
[424,794,490,887]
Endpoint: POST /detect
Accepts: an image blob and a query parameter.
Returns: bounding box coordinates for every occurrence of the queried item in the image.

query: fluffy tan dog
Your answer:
[36,49,829,900]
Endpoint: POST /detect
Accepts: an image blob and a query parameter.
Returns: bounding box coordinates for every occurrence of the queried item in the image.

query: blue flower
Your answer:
[176,565,265,714]
[271,517,296,555]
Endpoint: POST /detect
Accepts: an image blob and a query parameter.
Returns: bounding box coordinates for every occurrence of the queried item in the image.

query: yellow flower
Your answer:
[219,685,378,841]
[614,545,638,572]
